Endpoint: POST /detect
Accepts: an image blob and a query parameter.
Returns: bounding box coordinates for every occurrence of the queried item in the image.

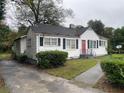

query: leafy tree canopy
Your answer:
[12,0,73,26]
[0,25,13,52]
[16,24,28,38]
[113,27,124,46]
[104,27,114,38]
[87,20,105,36]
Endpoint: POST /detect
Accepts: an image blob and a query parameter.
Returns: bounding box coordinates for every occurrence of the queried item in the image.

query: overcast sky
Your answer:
[63,0,124,28]
[5,0,124,29]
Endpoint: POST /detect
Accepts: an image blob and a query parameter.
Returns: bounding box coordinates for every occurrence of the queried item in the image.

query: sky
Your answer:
[5,0,124,30]
[5,0,18,30]
[63,0,124,28]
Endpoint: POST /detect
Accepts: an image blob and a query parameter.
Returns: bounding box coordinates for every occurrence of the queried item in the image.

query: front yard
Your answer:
[0,53,11,93]
[0,53,12,60]
[94,76,124,93]
[0,87,9,93]
[95,54,124,93]
[0,52,109,81]
[46,58,98,79]
[0,79,9,93]
[1,52,123,92]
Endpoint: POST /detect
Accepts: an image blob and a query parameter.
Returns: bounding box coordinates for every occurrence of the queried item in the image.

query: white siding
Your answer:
[20,38,27,54]
[80,28,108,56]
[36,35,80,58]
[80,28,99,40]
[35,28,108,59]
[29,28,108,59]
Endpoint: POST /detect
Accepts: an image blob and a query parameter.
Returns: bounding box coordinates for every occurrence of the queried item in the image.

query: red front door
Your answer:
[82,40,86,54]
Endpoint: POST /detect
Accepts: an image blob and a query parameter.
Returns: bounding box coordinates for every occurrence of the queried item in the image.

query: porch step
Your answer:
[80,54,94,58]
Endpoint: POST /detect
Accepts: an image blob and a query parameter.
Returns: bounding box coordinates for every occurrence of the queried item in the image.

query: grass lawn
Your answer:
[111,54,124,59]
[46,58,98,80]
[0,53,12,60]
[0,87,9,93]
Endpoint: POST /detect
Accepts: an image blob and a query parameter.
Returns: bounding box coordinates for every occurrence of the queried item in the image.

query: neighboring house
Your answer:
[13,24,108,59]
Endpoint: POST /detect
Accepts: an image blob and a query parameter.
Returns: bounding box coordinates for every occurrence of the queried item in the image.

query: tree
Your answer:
[3,31,17,51]
[0,25,11,52]
[104,27,114,54]
[104,27,114,38]
[87,20,105,36]
[12,0,73,26]
[113,27,124,46]
[0,24,18,52]
[110,27,124,53]
[18,25,28,35]
[17,24,28,38]
[0,0,5,20]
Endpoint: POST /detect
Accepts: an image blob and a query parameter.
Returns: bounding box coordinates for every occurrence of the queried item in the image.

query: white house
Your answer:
[13,24,108,59]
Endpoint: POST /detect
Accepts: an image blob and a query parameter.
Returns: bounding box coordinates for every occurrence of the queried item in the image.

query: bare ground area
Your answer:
[0,75,5,88]
[0,74,9,93]
[95,76,124,93]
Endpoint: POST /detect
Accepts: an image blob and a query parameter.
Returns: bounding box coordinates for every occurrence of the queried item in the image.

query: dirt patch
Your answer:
[95,76,124,93]
[0,75,5,88]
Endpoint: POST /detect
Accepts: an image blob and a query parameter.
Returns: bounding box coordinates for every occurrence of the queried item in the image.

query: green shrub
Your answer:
[112,54,124,59]
[101,59,124,86]
[17,55,28,63]
[36,51,68,68]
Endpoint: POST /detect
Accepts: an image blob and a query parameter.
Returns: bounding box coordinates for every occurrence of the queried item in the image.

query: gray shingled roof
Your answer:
[30,24,88,37]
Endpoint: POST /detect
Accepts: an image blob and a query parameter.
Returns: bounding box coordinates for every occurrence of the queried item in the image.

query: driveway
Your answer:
[0,61,105,93]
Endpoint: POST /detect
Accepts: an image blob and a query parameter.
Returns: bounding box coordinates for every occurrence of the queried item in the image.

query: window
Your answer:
[51,38,58,45]
[88,40,97,49]
[44,37,58,46]
[99,40,106,47]
[66,39,76,49]
[94,41,96,48]
[89,40,92,48]
[103,41,106,46]
[44,38,50,45]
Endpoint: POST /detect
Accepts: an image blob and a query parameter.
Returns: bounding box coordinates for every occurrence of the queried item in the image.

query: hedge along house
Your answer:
[13,24,108,59]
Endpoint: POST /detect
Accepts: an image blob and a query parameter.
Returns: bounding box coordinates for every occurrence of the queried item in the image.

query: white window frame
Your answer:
[43,37,58,46]
[88,40,97,49]
[93,41,97,48]
[101,40,106,47]
[66,39,76,49]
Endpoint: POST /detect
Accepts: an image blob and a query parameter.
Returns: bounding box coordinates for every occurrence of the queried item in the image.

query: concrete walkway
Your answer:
[75,63,104,86]
[0,61,106,93]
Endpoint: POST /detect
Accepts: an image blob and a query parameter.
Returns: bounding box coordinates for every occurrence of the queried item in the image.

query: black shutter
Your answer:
[76,39,78,49]
[97,40,99,48]
[88,40,89,49]
[58,38,61,46]
[99,40,101,46]
[63,38,66,49]
[40,37,43,46]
